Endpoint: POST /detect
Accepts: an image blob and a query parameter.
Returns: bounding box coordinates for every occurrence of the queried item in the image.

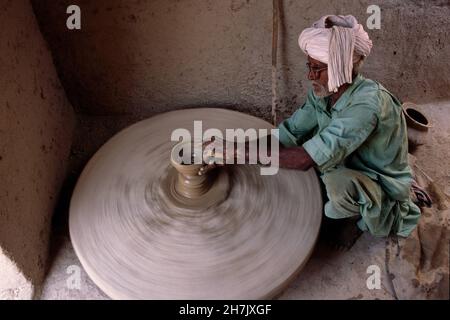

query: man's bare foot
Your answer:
[320,216,363,251]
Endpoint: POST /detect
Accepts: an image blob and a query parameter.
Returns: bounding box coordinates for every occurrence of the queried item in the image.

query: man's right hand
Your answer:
[198,139,238,176]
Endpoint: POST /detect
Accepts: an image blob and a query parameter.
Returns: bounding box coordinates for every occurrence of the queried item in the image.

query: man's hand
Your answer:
[198,139,235,176]
[199,138,249,175]
[278,146,315,171]
[198,140,316,175]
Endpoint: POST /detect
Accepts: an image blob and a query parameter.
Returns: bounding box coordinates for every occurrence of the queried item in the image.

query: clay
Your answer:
[164,141,230,210]
[69,108,322,299]
[170,141,214,198]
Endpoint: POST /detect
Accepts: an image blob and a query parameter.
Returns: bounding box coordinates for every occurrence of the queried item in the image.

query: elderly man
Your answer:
[202,15,421,246]
[277,14,422,243]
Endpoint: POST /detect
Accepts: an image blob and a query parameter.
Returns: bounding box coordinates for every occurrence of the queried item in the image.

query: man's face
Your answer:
[307,56,332,98]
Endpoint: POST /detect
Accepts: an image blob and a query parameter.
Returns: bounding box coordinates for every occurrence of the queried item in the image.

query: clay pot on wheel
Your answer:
[170,141,211,198]
[402,102,432,153]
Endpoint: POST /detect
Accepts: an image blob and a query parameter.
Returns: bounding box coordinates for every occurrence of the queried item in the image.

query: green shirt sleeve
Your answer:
[278,91,318,147]
[303,102,379,171]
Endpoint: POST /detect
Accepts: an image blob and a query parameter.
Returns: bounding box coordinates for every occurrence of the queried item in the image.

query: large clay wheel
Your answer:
[69,108,322,299]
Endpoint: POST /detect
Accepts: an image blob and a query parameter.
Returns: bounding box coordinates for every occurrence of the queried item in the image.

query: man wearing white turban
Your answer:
[298,15,373,94]
[201,15,422,248]
[276,15,421,246]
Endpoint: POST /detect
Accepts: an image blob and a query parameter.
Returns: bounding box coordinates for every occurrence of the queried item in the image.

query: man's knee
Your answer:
[321,168,362,216]
[322,168,357,201]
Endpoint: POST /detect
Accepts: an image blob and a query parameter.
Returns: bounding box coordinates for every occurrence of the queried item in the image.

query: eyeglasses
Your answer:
[306,62,327,78]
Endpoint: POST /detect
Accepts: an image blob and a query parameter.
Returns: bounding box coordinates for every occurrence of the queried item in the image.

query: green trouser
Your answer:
[321,167,421,237]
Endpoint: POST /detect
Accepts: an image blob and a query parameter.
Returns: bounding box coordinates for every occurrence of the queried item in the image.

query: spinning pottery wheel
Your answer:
[69,108,322,299]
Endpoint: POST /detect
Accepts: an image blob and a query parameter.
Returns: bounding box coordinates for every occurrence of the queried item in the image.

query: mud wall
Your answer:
[0,0,74,299]
[32,0,450,122]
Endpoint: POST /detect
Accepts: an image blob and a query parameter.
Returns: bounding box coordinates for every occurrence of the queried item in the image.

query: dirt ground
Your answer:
[39,100,449,300]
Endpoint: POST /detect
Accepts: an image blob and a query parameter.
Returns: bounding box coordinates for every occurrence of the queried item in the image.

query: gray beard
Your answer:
[312,81,333,98]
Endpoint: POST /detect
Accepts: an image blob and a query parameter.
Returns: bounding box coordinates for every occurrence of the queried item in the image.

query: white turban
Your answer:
[298,15,373,92]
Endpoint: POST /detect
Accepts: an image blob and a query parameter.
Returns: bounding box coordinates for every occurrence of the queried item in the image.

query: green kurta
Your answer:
[278,74,421,237]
